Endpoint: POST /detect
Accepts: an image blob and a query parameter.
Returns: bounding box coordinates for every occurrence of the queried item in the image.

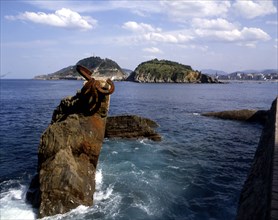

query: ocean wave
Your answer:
[0,181,35,220]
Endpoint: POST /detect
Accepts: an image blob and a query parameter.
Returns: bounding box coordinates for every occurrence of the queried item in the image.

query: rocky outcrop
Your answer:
[236,98,277,219]
[37,113,106,217]
[105,115,162,141]
[27,66,114,218]
[127,59,218,83]
[202,109,269,124]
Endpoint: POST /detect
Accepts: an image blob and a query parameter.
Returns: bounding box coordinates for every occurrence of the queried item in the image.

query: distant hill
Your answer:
[122,68,133,76]
[201,69,228,75]
[34,56,126,80]
[127,59,218,83]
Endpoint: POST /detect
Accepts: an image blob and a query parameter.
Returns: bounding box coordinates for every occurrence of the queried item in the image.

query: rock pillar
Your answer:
[27,65,114,218]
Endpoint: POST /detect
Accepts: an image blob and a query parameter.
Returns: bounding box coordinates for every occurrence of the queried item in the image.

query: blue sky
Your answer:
[1,0,277,79]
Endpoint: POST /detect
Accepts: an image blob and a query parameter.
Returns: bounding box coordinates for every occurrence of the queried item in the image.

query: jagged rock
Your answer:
[37,114,105,217]
[202,109,269,124]
[105,115,162,141]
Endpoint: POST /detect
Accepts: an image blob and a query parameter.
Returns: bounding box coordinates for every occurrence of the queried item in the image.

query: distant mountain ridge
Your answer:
[34,56,126,80]
[201,69,228,75]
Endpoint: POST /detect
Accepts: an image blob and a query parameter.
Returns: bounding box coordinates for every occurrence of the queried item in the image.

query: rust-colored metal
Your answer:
[76,64,114,112]
[76,65,92,81]
[95,79,114,94]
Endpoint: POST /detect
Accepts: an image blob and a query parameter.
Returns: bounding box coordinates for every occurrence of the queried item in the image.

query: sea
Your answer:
[0,79,277,220]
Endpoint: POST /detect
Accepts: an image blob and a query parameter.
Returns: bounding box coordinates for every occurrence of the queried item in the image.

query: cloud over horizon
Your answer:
[5,8,97,30]
[233,0,277,19]
[1,0,277,78]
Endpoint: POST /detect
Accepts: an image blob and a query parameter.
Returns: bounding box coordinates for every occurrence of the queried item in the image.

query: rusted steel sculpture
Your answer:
[77,65,114,112]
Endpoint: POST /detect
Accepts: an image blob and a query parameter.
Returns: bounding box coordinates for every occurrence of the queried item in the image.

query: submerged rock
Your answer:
[202,109,269,124]
[105,115,161,141]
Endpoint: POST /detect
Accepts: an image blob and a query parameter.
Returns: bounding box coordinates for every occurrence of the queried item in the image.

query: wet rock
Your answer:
[105,115,162,141]
[202,109,269,124]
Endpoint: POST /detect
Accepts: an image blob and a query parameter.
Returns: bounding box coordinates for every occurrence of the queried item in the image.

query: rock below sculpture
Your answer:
[105,115,161,141]
[27,65,114,218]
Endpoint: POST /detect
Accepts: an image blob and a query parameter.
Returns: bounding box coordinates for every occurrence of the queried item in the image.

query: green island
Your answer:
[127,59,218,83]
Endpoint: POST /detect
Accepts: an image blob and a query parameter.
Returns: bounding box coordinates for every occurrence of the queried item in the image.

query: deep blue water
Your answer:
[0,79,277,220]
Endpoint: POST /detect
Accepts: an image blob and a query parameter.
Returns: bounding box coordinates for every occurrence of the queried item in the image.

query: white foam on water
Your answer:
[139,139,149,145]
[0,184,36,220]
[95,169,103,189]
[167,165,180,170]
[131,200,154,216]
[94,184,114,201]
[0,169,118,220]
[193,112,200,116]
[41,205,89,220]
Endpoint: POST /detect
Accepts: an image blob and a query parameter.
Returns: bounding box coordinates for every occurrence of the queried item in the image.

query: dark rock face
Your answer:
[105,115,162,141]
[202,109,269,124]
[236,99,277,219]
[26,74,113,218]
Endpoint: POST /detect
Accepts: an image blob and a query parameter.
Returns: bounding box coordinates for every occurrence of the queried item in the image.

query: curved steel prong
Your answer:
[76,65,93,81]
[95,79,115,95]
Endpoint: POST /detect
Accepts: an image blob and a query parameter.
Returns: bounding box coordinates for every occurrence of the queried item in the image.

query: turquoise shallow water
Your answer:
[0,80,277,219]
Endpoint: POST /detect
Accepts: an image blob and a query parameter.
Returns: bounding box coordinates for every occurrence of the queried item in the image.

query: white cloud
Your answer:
[161,1,231,21]
[241,27,271,41]
[143,32,193,43]
[266,20,278,25]
[195,27,271,45]
[122,21,193,44]
[143,47,163,54]
[192,18,237,30]
[5,8,97,30]
[122,21,161,33]
[233,0,277,19]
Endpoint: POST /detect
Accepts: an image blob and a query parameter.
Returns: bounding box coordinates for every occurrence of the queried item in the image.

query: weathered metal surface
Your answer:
[76,65,114,112]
